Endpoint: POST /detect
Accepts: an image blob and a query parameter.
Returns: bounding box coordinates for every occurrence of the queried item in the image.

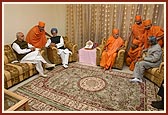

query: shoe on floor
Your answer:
[63,64,68,68]
[39,74,48,77]
[45,63,55,68]
[129,78,142,83]
[151,101,164,110]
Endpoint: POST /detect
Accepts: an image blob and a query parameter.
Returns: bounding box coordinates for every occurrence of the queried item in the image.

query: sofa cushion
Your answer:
[4,63,36,81]
[4,45,17,64]
[4,65,20,82]
[4,63,37,88]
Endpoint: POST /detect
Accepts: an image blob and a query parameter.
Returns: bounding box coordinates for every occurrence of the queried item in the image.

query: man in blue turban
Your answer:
[129,36,162,83]
[45,28,72,68]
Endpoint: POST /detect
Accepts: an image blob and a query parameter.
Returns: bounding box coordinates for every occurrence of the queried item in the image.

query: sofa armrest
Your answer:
[40,49,45,58]
[46,46,60,64]
[72,44,78,53]
[46,46,59,57]
[96,44,104,55]
[117,49,125,57]
[96,44,105,65]
[158,62,164,73]
[49,46,58,52]
[65,42,77,53]
[123,40,128,50]
[115,49,125,65]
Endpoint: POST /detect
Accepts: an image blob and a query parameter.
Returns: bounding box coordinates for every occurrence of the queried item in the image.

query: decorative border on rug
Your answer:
[14,62,158,111]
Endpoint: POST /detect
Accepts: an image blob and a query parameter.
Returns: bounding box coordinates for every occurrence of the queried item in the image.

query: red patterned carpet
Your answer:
[14,63,160,111]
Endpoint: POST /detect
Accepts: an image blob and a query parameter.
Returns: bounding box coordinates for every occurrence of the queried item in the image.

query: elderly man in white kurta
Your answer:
[129,36,162,83]
[45,28,72,68]
[12,32,55,77]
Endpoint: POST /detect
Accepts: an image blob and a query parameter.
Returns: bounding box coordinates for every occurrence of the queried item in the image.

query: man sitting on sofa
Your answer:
[129,36,162,83]
[12,32,55,77]
[100,29,124,72]
[45,28,72,68]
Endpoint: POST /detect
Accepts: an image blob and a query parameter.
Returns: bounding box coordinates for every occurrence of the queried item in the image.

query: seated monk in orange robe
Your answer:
[131,15,145,47]
[126,39,143,71]
[100,29,124,72]
[143,19,164,48]
[26,21,51,48]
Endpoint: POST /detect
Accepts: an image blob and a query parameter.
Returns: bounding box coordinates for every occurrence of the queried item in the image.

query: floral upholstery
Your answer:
[144,48,164,87]
[96,38,128,70]
[47,36,78,65]
[4,45,37,89]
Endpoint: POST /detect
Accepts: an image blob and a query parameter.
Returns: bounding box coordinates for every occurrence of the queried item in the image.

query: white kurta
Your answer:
[45,36,72,65]
[12,43,47,75]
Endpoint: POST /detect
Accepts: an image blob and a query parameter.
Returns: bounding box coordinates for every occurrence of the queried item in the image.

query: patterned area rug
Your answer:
[14,63,159,111]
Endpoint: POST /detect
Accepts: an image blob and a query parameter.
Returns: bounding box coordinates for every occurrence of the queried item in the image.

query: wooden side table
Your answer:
[4,89,29,111]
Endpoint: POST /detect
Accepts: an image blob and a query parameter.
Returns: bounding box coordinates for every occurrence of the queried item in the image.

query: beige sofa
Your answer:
[4,45,37,89]
[144,48,164,87]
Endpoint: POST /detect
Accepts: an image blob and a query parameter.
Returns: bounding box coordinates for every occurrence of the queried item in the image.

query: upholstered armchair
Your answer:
[96,38,128,70]
[46,36,78,65]
[144,48,164,87]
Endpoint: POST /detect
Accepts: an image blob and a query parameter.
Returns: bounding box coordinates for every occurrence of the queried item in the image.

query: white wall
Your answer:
[3,4,66,44]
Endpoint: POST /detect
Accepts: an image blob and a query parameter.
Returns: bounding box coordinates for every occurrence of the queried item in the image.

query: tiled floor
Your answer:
[8,62,133,92]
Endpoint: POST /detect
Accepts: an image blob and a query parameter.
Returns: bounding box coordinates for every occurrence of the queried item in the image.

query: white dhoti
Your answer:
[20,50,47,75]
[58,48,72,65]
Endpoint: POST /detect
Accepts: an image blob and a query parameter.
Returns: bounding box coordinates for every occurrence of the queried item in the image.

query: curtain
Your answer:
[66,4,164,49]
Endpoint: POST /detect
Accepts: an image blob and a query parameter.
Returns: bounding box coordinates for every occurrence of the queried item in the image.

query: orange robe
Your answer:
[26,26,47,48]
[100,36,124,69]
[131,23,145,46]
[126,47,142,71]
[143,26,164,48]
